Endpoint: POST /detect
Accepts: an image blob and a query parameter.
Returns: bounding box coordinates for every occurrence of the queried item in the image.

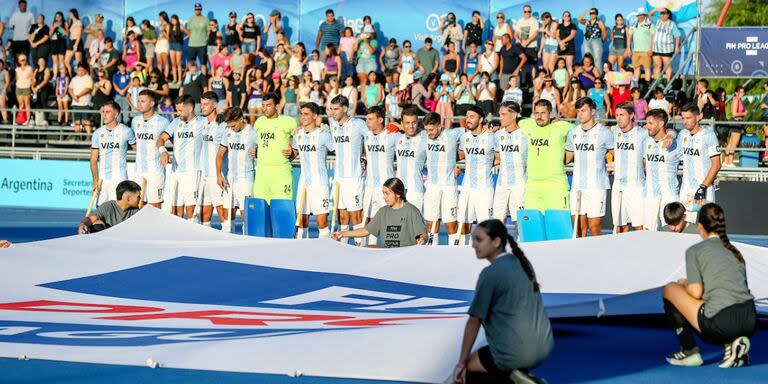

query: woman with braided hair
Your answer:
[662,203,757,368]
[453,219,552,384]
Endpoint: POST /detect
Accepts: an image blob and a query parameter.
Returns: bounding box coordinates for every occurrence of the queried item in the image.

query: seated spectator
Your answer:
[0,240,11,248]
[78,180,142,234]
[662,202,698,234]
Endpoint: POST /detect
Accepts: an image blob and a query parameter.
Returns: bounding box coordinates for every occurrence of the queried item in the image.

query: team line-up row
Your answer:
[87,89,720,244]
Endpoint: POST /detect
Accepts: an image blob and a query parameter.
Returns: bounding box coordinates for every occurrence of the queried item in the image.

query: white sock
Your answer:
[448,233,462,246]
[367,235,378,246]
[318,227,330,238]
[296,227,306,239]
[202,221,211,227]
[353,224,365,246]
[221,222,232,233]
[430,232,440,246]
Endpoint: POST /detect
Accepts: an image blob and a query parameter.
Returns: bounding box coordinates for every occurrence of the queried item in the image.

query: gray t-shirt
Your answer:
[364,202,426,248]
[416,48,438,74]
[686,238,754,318]
[661,222,699,234]
[468,254,554,371]
[95,200,140,228]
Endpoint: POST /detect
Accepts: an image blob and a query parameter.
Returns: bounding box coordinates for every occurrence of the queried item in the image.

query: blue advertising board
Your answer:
[698,27,768,78]
[0,159,93,210]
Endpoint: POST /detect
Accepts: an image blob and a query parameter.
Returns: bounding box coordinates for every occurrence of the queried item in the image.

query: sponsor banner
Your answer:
[698,27,768,78]
[0,159,94,210]
[1,208,766,381]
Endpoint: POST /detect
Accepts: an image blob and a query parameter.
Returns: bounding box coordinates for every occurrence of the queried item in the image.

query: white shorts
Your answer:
[296,184,330,215]
[363,185,386,219]
[406,189,424,213]
[611,187,644,227]
[224,179,253,210]
[457,186,494,224]
[169,171,201,207]
[96,178,124,206]
[492,185,525,222]
[335,177,364,211]
[201,176,225,207]
[570,189,607,217]
[134,172,165,204]
[644,194,679,231]
[423,184,458,222]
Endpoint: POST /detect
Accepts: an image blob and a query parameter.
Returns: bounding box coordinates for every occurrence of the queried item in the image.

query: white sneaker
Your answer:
[719,336,751,368]
[508,369,541,384]
[666,349,703,366]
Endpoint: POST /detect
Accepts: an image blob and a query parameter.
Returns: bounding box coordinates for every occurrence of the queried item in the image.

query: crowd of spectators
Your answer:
[0,0,763,149]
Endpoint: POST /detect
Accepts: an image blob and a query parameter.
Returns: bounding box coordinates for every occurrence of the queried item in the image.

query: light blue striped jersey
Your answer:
[165,116,205,173]
[132,114,169,174]
[91,124,136,181]
[199,118,228,177]
[330,117,368,178]
[364,130,399,187]
[612,125,648,190]
[494,127,527,188]
[293,126,335,187]
[460,130,496,189]
[643,134,681,198]
[221,125,258,182]
[678,127,720,192]
[395,130,428,193]
[426,127,463,187]
[565,123,614,190]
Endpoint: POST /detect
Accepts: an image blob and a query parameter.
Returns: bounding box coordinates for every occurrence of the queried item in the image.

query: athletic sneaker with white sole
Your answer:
[508,369,544,384]
[666,349,704,366]
[719,336,751,368]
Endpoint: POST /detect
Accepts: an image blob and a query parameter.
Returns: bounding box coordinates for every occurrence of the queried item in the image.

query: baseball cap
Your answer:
[229,11,236,18]
[194,3,202,10]
[637,8,647,15]
[270,9,280,17]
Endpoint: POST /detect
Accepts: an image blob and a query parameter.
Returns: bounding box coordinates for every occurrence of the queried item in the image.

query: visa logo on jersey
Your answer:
[616,142,635,150]
[136,132,155,140]
[574,143,595,151]
[100,142,121,149]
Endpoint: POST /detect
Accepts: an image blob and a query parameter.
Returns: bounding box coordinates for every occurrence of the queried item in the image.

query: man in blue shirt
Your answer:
[315,9,343,58]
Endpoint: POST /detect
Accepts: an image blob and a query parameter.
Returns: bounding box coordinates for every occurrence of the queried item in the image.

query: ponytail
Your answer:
[507,234,540,292]
[697,203,743,262]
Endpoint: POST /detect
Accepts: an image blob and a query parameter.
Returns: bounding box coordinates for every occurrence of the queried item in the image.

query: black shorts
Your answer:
[478,345,507,375]
[384,67,398,77]
[558,43,575,56]
[698,300,757,345]
[51,39,67,55]
[728,120,744,134]
[653,51,674,58]
[761,115,768,123]
[72,105,92,122]
[524,47,538,65]
[67,39,83,51]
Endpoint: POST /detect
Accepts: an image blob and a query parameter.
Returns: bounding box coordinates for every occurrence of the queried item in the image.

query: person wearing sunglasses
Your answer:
[492,13,512,53]
[578,8,607,71]
[648,7,680,84]
[515,5,539,82]
[441,12,463,54]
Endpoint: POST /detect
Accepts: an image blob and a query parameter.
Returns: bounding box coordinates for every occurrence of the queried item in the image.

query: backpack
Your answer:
[397,83,415,108]
[15,109,28,125]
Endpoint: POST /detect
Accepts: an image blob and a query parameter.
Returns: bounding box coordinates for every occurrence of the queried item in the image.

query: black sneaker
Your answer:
[719,336,750,368]
[666,349,703,366]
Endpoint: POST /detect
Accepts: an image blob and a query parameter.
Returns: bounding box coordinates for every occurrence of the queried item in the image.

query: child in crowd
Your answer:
[648,88,671,114]
[127,76,145,111]
[631,87,648,120]
[502,76,523,105]
[385,83,401,121]
[553,57,570,93]
[308,49,325,82]
[435,73,454,128]
[309,80,325,106]
[159,96,175,118]
[55,66,70,126]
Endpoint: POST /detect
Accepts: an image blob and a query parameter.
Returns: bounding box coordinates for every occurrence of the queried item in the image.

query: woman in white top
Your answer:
[478,41,499,82]
[538,12,559,74]
[441,13,464,53]
[64,9,83,76]
[398,40,421,90]
[289,45,306,78]
[156,12,171,79]
[340,76,358,113]
[325,76,341,114]
[472,71,496,117]
[535,74,561,117]
[493,13,513,52]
